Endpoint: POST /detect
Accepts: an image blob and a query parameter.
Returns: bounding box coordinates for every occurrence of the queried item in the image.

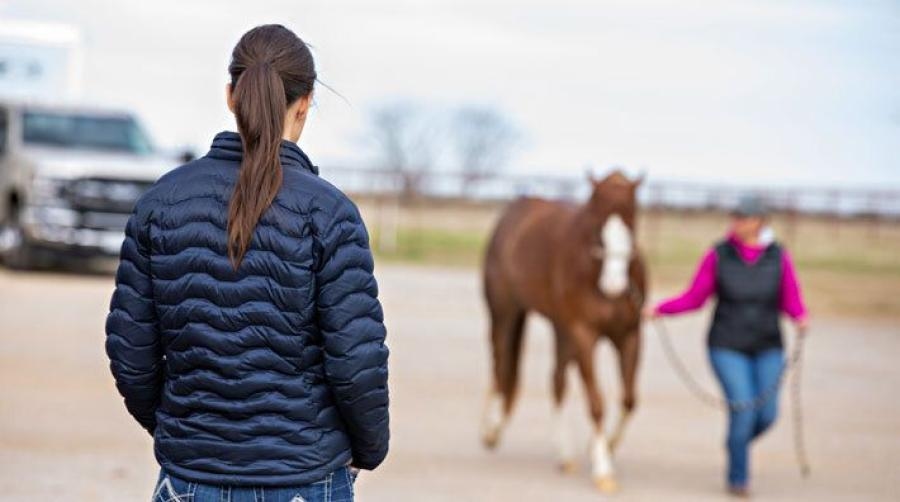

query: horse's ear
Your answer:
[632,171,646,188]
[585,168,599,185]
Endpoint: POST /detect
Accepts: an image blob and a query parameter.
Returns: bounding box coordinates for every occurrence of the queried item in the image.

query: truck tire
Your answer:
[0,201,48,270]
[0,222,36,270]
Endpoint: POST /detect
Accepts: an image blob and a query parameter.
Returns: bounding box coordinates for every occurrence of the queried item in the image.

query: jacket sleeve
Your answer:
[315,202,390,470]
[654,248,717,315]
[779,248,808,321]
[105,204,163,435]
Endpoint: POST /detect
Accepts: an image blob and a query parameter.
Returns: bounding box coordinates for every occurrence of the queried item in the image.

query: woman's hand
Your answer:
[347,460,361,481]
[642,305,660,320]
[794,316,810,336]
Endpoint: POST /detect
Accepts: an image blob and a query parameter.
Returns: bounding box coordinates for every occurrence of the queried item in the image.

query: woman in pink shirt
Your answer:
[645,195,808,497]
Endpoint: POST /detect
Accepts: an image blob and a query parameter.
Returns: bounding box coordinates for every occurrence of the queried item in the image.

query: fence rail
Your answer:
[324,166,900,219]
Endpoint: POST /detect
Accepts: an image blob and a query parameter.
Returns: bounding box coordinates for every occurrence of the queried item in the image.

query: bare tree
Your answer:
[368,101,438,200]
[452,106,520,196]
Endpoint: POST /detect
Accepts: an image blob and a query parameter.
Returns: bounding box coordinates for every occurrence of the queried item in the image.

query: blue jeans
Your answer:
[709,347,784,488]
[152,467,356,502]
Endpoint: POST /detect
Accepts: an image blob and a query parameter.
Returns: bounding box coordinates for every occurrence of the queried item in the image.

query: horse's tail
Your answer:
[481,284,527,447]
[506,312,528,413]
[486,294,527,414]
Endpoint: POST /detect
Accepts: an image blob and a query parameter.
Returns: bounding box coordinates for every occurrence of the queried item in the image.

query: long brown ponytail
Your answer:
[227,25,316,268]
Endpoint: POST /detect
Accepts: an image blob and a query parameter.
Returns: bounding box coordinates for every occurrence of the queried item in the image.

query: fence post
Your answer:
[785,190,798,251]
[378,194,400,255]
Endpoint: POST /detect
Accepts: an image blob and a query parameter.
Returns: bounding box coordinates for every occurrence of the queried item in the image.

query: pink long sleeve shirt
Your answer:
[654,234,808,321]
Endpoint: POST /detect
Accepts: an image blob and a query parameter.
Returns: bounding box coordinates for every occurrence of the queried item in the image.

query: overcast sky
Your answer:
[3,0,899,187]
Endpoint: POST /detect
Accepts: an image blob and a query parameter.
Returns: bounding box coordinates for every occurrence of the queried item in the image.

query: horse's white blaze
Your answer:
[591,430,615,479]
[599,214,632,297]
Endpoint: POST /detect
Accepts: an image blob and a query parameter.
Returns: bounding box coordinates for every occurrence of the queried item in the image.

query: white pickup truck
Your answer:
[0,102,184,269]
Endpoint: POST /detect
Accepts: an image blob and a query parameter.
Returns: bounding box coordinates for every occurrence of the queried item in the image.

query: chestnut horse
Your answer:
[481,171,646,492]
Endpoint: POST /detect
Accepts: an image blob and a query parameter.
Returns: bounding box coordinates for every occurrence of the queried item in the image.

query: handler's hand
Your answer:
[794,316,810,335]
[642,305,659,320]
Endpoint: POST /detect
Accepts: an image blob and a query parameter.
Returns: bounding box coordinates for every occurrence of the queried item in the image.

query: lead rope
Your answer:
[789,334,812,478]
[651,318,811,477]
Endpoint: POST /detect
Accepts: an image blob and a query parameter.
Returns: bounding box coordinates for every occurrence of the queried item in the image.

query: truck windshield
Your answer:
[22,111,154,155]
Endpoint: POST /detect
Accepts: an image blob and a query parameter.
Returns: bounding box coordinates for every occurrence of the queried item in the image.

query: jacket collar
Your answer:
[206,131,319,176]
[725,231,773,265]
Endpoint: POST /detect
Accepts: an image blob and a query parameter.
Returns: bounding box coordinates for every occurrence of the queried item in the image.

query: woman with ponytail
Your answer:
[105,25,389,502]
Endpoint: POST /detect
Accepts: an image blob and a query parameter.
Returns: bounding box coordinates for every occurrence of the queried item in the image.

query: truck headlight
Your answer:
[30,177,69,206]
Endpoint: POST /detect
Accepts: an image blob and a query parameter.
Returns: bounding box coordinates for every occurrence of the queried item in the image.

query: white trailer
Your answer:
[0,20,83,101]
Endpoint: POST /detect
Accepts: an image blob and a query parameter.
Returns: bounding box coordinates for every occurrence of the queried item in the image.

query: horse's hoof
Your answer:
[608,437,621,453]
[481,430,500,450]
[558,460,578,474]
[594,475,619,494]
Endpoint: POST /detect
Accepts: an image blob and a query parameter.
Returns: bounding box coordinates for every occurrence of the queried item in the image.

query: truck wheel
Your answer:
[0,222,36,270]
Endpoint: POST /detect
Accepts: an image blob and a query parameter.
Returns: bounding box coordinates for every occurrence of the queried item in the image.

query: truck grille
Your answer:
[63,178,154,214]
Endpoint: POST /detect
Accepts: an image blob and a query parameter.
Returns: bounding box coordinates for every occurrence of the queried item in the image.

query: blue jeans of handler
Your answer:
[709,347,785,488]
[152,467,357,502]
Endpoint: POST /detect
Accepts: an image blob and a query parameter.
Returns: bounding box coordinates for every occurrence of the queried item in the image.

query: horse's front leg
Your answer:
[570,323,617,493]
[610,329,641,452]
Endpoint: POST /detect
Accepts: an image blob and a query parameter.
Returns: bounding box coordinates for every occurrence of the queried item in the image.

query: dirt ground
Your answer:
[1,263,898,501]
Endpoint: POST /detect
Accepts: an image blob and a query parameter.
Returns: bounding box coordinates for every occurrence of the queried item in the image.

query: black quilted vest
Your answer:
[708,240,783,353]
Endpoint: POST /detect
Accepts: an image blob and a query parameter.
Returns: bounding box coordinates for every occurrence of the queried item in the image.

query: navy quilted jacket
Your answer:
[105,131,389,486]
